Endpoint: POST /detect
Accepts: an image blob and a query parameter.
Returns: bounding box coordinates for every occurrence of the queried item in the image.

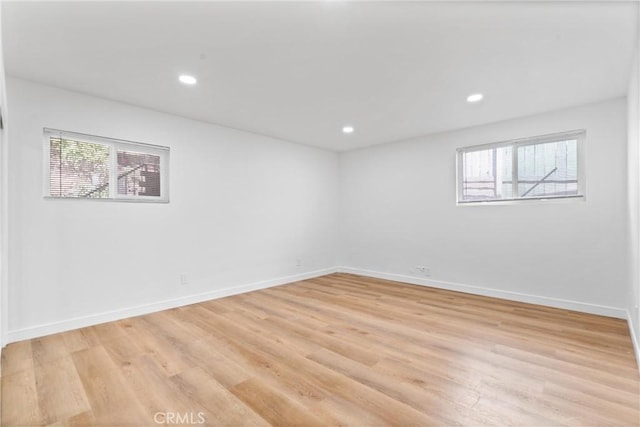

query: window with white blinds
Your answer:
[44,129,169,202]
[457,130,585,204]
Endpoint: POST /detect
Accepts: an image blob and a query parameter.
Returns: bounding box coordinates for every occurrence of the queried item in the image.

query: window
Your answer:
[44,129,169,202]
[457,130,585,204]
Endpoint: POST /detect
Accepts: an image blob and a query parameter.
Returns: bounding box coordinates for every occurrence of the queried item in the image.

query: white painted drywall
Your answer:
[5,77,338,339]
[627,36,640,361]
[339,98,629,314]
[0,3,7,348]
[4,75,636,352]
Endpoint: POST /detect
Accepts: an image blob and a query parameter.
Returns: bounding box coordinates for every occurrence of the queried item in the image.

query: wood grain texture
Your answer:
[2,273,639,426]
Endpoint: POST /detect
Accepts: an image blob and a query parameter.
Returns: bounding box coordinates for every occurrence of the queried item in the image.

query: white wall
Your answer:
[339,98,629,317]
[0,3,8,349]
[3,77,635,347]
[6,77,338,341]
[627,35,640,362]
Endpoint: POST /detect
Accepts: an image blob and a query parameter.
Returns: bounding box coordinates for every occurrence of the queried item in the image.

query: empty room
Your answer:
[0,1,639,426]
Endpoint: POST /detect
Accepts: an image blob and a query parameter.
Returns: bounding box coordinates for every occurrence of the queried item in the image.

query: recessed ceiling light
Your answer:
[342,126,354,134]
[467,93,483,103]
[179,74,197,85]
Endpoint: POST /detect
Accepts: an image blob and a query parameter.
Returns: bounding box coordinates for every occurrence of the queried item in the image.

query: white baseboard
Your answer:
[6,266,633,352]
[627,310,640,373]
[338,267,627,319]
[6,267,338,344]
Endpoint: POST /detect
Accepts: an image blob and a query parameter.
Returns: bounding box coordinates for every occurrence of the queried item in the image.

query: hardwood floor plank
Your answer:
[199,316,334,407]
[308,395,390,427]
[229,378,332,427]
[170,366,271,427]
[65,411,96,427]
[71,346,149,426]
[542,381,640,426]
[1,368,42,426]
[1,340,33,376]
[31,335,69,366]
[115,352,201,421]
[100,334,146,367]
[61,328,101,354]
[307,347,473,425]
[33,355,90,425]
[179,336,254,388]
[493,344,639,392]
[115,316,196,377]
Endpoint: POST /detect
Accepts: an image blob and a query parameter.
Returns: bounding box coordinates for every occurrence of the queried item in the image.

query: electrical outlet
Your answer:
[296,258,302,268]
[416,266,431,277]
[180,273,188,286]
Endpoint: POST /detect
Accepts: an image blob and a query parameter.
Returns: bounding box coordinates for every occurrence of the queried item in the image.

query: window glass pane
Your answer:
[458,131,583,204]
[46,129,169,202]
[461,146,512,201]
[49,137,110,198]
[517,139,578,198]
[117,150,161,197]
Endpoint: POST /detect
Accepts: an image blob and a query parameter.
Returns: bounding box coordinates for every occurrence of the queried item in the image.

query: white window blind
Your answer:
[44,129,169,202]
[457,130,585,204]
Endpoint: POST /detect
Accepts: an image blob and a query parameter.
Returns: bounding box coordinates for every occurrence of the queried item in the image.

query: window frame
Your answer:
[456,130,586,205]
[43,128,170,203]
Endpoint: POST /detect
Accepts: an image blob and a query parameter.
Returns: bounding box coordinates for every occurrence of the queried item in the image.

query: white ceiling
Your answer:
[2,1,638,152]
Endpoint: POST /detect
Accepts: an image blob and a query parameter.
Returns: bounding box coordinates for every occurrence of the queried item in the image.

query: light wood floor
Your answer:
[2,273,639,426]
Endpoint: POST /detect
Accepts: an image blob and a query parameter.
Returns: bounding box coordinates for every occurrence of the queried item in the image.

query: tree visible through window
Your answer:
[457,130,585,203]
[45,129,169,202]
[49,137,110,198]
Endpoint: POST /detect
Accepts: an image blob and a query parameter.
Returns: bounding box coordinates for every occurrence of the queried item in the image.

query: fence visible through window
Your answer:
[458,130,584,204]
